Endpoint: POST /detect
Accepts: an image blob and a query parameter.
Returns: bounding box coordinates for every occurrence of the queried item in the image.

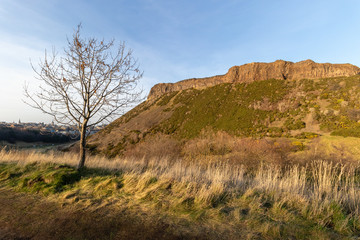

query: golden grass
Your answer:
[1,148,360,213]
[1,147,360,237]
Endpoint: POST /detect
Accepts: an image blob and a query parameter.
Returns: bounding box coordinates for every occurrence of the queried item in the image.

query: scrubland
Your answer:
[1,135,360,239]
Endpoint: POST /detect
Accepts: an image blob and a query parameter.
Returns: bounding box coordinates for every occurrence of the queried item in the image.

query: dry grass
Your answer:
[1,147,360,213]
[124,133,181,159]
[1,146,360,238]
[183,130,300,168]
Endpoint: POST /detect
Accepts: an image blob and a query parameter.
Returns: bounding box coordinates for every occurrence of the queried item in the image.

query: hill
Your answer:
[87,60,360,157]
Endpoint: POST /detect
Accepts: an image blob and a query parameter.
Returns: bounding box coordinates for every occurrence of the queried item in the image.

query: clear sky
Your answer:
[1,0,360,123]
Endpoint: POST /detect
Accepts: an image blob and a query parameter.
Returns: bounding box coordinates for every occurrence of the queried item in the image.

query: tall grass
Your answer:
[1,147,360,237]
[1,148,360,214]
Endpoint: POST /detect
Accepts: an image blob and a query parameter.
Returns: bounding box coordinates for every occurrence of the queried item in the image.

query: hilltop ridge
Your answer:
[148,60,360,99]
[88,60,360,158]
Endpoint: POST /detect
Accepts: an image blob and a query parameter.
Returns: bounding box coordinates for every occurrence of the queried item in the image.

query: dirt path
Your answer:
[0,188,217,240]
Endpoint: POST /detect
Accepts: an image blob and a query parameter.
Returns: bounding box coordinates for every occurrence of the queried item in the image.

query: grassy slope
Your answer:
[88,75,360,157]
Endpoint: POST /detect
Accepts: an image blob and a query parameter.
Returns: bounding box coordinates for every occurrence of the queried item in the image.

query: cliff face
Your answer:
[148,60,360,100]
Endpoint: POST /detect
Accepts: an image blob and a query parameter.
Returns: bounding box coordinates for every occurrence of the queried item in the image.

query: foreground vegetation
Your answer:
[1,144,360,239]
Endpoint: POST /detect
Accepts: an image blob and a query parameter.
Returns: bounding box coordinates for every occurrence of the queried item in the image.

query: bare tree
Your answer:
[24,24,143,169]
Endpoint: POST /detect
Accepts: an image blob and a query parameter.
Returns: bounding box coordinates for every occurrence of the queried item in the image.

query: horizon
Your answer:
[1,0,360,123]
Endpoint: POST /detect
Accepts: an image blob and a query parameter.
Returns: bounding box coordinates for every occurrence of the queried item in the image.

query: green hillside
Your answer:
[88,75,360,157]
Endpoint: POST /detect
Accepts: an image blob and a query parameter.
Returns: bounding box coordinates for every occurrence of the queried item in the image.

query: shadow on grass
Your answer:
[0,162,124,195]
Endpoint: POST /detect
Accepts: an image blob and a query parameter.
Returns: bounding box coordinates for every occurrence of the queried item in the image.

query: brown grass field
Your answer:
[1,135,360,239]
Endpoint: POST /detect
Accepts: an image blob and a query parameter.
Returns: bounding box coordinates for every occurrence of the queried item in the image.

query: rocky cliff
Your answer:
[148,60,360,100]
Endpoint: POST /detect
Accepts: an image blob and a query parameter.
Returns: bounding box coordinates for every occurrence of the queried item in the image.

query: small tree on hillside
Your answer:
[24,24,143,169]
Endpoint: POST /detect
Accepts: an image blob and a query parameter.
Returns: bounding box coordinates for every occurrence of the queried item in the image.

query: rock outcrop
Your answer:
[148,60,360,100]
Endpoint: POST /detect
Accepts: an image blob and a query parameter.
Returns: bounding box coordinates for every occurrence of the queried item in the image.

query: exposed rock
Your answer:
[340,101,349,108]
[148,60,360,100]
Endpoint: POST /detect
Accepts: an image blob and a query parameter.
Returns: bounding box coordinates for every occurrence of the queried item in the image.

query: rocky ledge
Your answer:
[148,60,360,100]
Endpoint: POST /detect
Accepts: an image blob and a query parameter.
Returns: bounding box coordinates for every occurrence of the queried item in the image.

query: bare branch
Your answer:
[24,24,143,169]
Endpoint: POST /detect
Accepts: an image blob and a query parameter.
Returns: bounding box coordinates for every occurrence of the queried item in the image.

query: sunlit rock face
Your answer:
[148,60,360,100]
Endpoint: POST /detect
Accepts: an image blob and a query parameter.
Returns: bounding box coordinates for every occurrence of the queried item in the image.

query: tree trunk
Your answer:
[77,124,87,170]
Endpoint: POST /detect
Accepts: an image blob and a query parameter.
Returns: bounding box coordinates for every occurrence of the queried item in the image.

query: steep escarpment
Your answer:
[148,60,360,100]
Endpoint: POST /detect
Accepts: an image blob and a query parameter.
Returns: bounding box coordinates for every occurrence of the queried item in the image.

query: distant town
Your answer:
[0,120,106,136]
[0,121,107,146]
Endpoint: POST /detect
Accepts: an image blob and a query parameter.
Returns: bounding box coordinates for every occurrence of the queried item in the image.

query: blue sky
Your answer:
[1,0,360,122]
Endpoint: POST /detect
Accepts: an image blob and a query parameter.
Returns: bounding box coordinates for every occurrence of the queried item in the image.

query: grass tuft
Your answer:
[1,149,360,238]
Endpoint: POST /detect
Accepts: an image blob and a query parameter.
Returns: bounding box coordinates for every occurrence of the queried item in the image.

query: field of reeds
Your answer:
[1,136,360,239]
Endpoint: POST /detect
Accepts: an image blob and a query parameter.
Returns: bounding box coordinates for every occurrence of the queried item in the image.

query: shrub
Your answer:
[124,133,181,159]
[295,132,320,139]
[284,118,306,130]
[331,128,360,138]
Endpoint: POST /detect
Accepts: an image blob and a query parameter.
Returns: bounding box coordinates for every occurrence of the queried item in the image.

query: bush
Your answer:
[295,132,320,139]
[331,128,360,138]
[284,118,306,130]
[124,133,181,159]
